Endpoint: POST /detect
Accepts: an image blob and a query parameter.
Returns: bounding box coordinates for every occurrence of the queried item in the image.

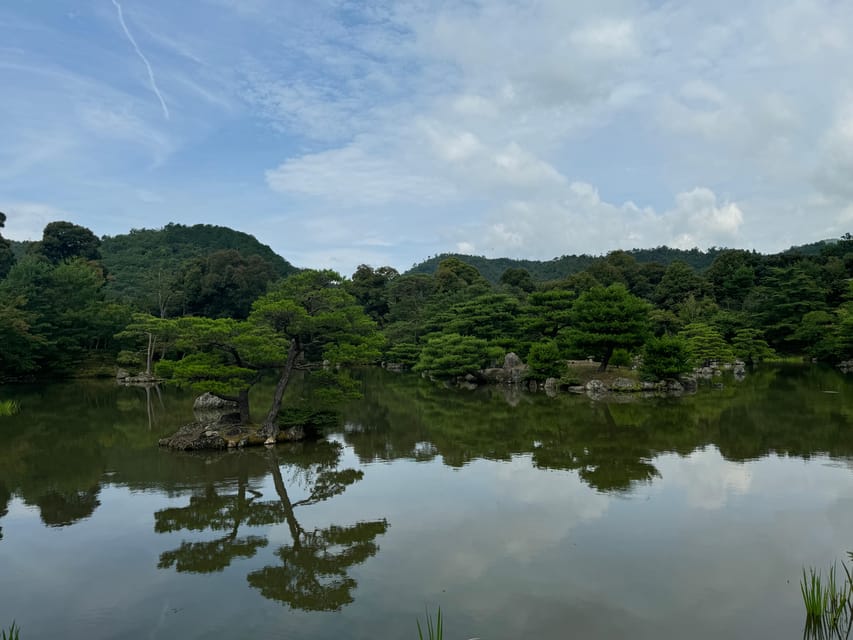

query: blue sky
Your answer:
[2,0,852,274]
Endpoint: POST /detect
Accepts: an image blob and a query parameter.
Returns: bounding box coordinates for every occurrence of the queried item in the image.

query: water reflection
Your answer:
[342,365,853,492]
[154,442,389,611]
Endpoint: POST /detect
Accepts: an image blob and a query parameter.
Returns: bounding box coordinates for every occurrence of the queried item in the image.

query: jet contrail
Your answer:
[111,0,170,120]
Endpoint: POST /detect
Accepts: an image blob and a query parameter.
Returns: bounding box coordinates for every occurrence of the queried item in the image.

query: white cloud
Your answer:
[4,0,853,272]
[815,97,853,202]
[0,202,71,241]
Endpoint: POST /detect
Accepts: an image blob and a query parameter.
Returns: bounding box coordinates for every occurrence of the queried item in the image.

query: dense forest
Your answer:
[0,213,851,393]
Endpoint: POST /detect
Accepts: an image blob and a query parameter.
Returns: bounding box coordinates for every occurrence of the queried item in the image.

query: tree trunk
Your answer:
[598,344,614,372]
[238,389,250,425]
[260,339,301,443]
[146,332,156,376]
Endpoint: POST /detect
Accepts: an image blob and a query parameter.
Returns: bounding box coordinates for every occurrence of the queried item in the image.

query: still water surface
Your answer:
[1,366,852,639]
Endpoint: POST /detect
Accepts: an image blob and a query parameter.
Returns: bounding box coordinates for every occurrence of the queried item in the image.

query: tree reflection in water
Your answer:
[154,440,388,611]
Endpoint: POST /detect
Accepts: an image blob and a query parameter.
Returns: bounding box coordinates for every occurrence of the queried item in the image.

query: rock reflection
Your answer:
[154,441,388,611]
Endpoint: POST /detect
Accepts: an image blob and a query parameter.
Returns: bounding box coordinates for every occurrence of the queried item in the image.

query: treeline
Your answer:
[355,238,853,380]
[1,211,852,387]
[0,218,298,379]
[407,246,728,283]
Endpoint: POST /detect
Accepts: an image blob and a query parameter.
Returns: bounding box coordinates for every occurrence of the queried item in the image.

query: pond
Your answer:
[1,366,852,639]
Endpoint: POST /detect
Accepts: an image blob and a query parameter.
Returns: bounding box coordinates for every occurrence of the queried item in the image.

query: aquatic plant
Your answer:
[416,607,443,640]
[1,621,20,640]
[801,553,853,639]
[0,400,20,417]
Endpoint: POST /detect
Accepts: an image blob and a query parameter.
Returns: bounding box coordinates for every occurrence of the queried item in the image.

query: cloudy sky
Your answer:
[2,0,852,274]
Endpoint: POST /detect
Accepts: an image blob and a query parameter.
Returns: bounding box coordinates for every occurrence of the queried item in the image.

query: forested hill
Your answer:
[100,223,297,310]
[407,242,841,283]
[407,247,725,283]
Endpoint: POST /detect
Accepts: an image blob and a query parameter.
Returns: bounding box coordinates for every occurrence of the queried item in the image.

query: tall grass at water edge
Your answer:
[802,553,853,639]
[0,400,20,416]
[417,607,443,640]
[1,622,20,640]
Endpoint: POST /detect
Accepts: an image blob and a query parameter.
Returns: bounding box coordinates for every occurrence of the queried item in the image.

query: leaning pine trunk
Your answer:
[260,339,300,443]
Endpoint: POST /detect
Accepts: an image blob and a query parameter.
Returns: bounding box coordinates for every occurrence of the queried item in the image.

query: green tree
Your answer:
[39,221,101,264]
[654,260,709,310]
[563,284,651,371]
[0,296,43,377]
[348,264,398,325]
[499,267,535,293]
[177,249,280,319]
[0,211,15,279]
[414,333,501,379]
[706,249,758,309]
[434,257,490,295]
[0,255,118,374]
[731,328,775,365]
[521,289,576,339]
[679,322,734,365]
[439,293,524,349]
[641,335,693,380]
[526,340,563,380]
[157,270,383,440]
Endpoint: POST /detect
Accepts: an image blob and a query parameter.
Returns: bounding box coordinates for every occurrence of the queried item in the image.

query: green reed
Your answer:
[801,554,853,639]
[0,400,20,417]
[416,607,443,640]
[1,622,20,640]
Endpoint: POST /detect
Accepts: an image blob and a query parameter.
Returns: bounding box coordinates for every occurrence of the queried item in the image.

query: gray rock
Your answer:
[666,380,684,392]
[193,392,238,411]
[504,352,524,369]
[585,379,607,394]
[610,377,639,391]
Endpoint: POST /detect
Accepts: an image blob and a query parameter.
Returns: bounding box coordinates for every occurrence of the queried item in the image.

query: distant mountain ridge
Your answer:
[406,240,840,283]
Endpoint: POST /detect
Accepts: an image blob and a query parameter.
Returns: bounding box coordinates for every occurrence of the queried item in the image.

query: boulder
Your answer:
[504,352,524,369]
[193,392,238,411]
[585,379,607,395]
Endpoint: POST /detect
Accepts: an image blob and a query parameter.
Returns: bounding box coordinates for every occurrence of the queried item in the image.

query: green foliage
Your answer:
[641,335,693,380]
[610,348,633,368]
[39,221,101,264]
[0,255,126,375]
[177,249,281,319]
[348,264,398,324]
[499,267,535,293]
[526,340,563,380]
[800,554,853,639]
[255,269,384,365]
[406,247,721,284]
[0,400,21,417]
[563,284,651,370]
[731,329,775,364]
[434,257,490,295]
[654,260,709,310]
[521,289,575,339]
[706,249,758,310]
[100,223,296,314]
[416,607,443,640]
[679,323,734,366]
[0,211,14,279]
[1,621,20,640]
[439,293,524,348]
[414,333,500,379]
[384,342,422,367]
